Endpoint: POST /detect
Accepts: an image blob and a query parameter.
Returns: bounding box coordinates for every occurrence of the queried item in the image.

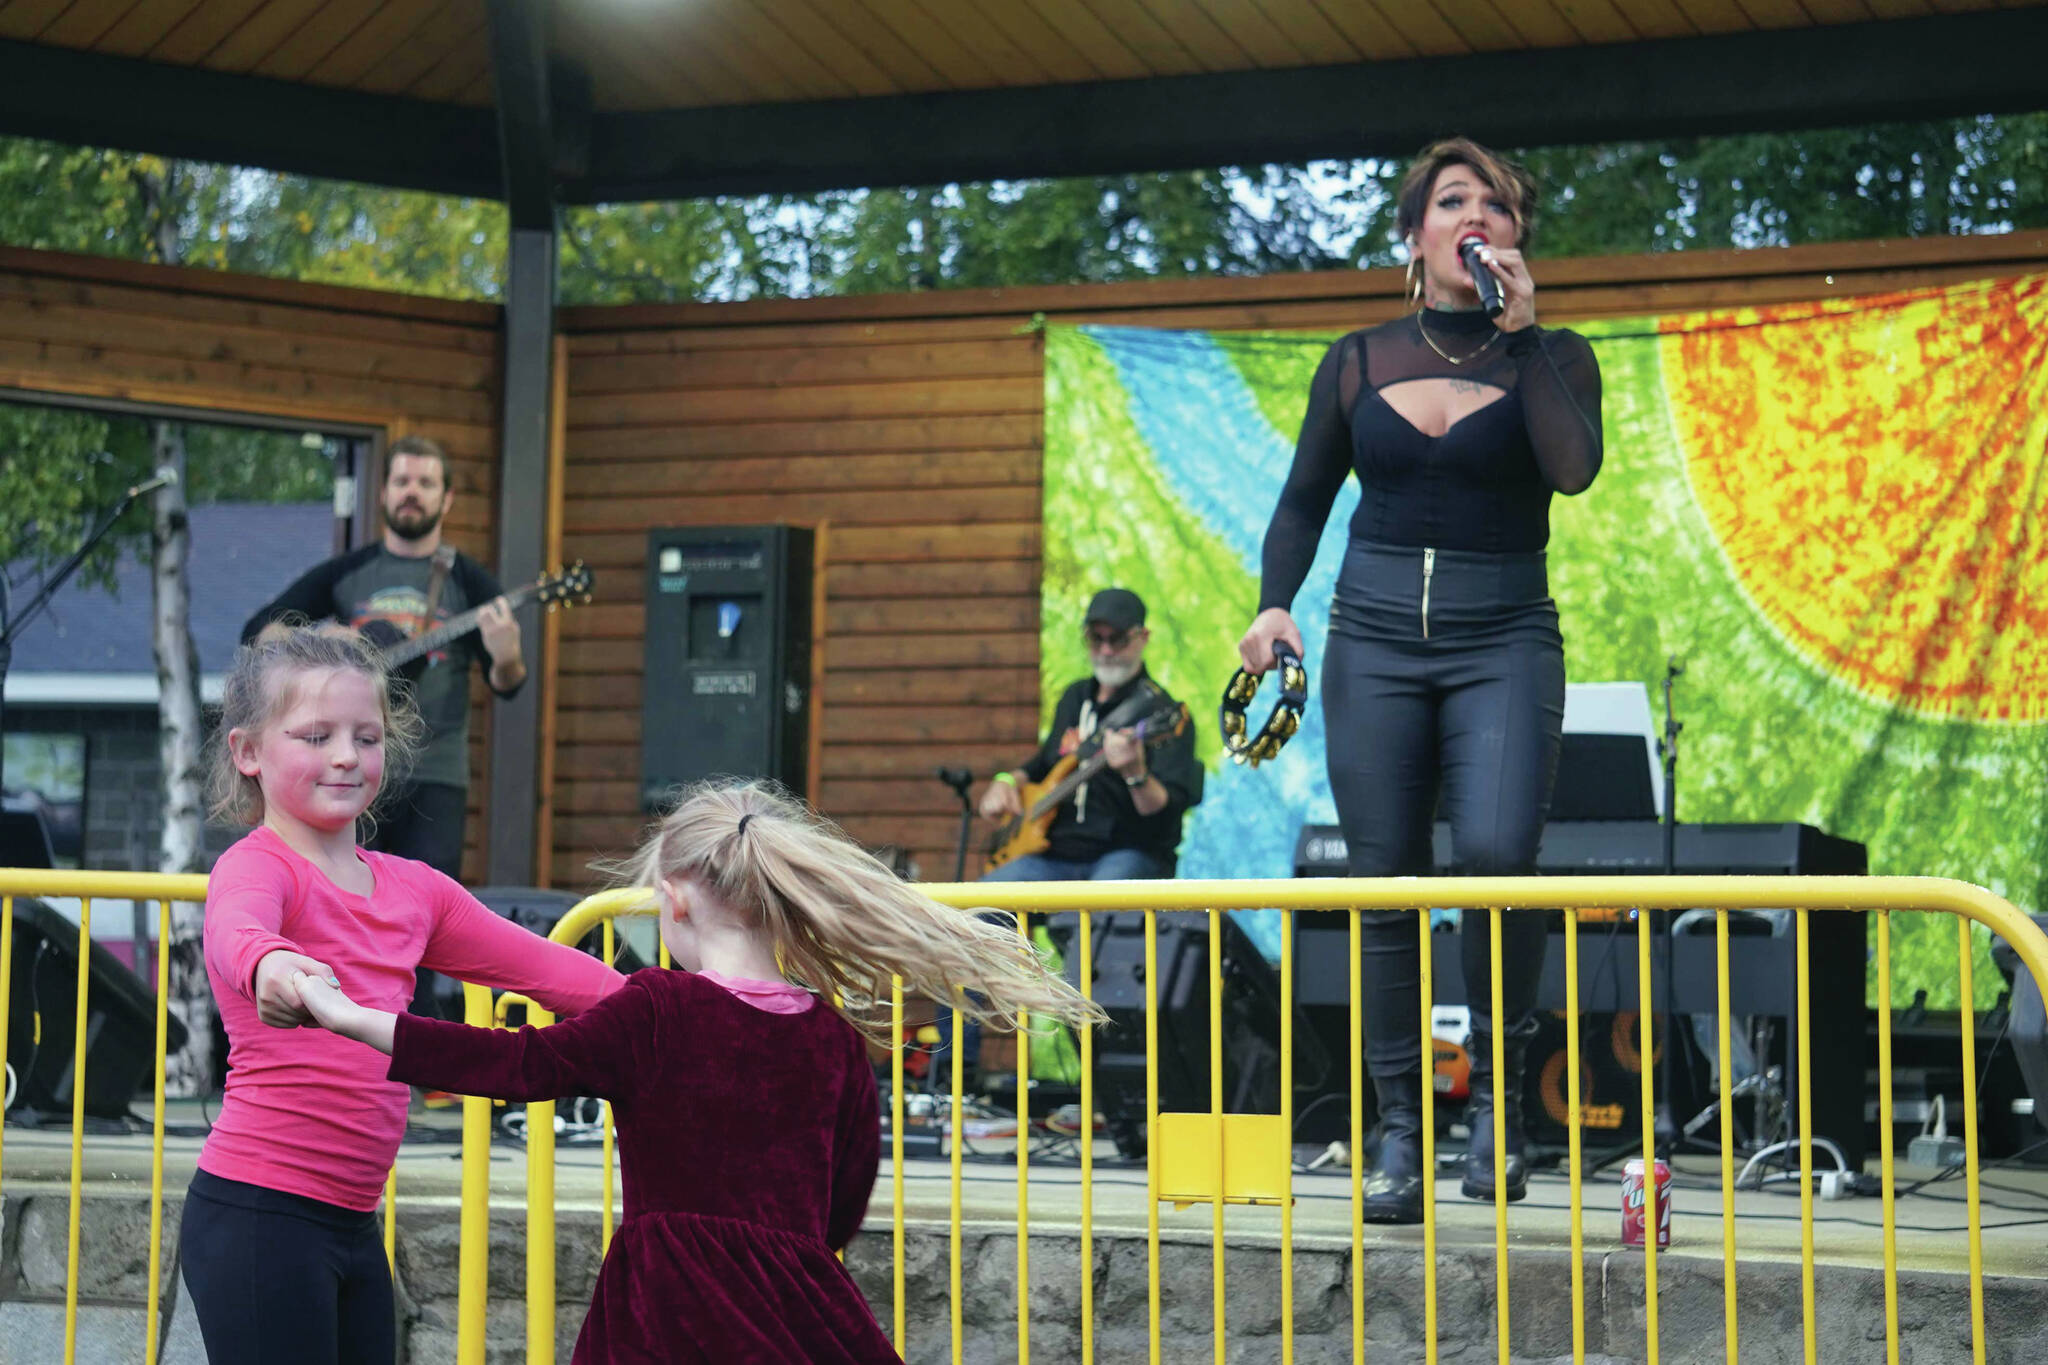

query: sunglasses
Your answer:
[1084,626,1135,650]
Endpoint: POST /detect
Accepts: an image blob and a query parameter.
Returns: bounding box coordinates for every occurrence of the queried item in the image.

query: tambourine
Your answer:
[1220,639,1308,768]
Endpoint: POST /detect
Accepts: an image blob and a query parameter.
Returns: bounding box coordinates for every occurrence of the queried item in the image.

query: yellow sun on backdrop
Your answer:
[1663,275,2048,724]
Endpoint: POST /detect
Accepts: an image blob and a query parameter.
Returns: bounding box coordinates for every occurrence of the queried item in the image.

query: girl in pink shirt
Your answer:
[294,779,1106,1363]
[179,624,622,1365]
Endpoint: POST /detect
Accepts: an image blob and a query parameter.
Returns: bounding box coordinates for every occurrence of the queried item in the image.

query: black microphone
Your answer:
[935,766,973,795]
[125,466,180,500]
[1458,234,1504,319]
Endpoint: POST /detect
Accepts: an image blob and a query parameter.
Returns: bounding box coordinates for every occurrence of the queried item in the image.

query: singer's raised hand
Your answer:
[1476,242,1537,332]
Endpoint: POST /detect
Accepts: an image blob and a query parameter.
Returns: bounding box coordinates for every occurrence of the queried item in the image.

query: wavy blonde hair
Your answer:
[613,780,1106,1042]
[205,619,423,830]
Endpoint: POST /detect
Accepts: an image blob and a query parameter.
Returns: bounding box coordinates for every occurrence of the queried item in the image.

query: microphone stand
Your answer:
[937,766,976,883]
[1655,658,1687,1159]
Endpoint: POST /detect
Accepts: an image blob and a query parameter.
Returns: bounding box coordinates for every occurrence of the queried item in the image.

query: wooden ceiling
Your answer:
[1,0,2041,113]
[0,0,2042,203]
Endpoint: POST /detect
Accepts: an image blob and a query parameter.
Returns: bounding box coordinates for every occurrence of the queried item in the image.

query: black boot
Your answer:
[1462,1014,1538,1203]
[1361,1071,1426,1225]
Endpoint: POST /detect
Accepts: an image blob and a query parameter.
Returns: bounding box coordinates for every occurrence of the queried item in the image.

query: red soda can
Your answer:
[1621,1158,1672,1248]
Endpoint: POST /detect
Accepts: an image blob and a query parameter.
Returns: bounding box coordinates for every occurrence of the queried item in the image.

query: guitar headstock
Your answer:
[1140,701,1191,747]
[537,561,595,609]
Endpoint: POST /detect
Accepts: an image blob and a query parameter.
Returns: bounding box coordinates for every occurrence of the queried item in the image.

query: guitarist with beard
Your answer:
[241,436,526,1026]
[976,588,1202,882]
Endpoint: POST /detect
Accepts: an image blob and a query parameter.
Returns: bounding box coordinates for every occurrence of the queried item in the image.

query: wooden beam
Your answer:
[571,10,2048,202]
[0,38,500,199]
[486,227,558,886]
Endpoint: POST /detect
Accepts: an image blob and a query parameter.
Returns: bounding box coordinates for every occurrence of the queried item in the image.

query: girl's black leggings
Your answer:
[179,1169,395,1365]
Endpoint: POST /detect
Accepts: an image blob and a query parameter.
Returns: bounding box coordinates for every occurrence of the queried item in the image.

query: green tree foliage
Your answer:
[3,117,2044,306]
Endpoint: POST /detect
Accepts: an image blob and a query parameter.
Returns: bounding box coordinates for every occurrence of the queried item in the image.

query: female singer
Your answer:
[1238,138,1602,1222]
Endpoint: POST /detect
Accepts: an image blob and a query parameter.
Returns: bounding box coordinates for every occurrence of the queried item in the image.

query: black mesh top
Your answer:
[1257,307,1603,612]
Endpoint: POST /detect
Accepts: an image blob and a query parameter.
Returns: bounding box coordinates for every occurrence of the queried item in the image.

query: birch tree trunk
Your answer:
[150,422,212,1097]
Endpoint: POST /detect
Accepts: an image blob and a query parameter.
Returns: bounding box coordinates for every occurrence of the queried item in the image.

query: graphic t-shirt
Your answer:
[243,545,513,788]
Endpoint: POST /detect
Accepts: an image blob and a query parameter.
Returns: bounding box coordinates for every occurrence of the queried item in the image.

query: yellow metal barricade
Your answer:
[11,867,2037,1365]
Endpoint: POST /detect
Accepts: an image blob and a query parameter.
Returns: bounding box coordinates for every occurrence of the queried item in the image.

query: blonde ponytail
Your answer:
[614,780,1105,1043]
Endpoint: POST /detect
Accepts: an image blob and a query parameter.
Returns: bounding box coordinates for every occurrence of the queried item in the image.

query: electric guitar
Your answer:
[358,562,594,682]
[985,697,1191,870]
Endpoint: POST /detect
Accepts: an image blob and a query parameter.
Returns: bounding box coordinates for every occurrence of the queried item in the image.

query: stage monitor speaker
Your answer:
[5,896,189,1120]
[1038,911,1348,1159]
[640,526,814,811]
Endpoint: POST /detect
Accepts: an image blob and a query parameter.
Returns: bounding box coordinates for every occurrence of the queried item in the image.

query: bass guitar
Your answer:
[985,697,1190,870]
[359,561,594,682]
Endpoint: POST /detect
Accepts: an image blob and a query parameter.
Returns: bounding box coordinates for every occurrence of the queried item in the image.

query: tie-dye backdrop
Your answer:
[1040,273,2048,1007]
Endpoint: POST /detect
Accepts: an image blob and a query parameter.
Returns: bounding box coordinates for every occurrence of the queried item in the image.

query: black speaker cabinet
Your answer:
[1039,911,1347,1159]
[5,897,189,1120]
[640,526,814,810]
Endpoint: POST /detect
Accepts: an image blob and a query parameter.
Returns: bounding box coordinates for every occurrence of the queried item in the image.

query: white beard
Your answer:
[1093,657,1141,690]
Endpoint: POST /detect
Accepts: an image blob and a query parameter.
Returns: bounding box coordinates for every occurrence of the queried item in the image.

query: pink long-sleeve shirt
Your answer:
[199,825,624,1210]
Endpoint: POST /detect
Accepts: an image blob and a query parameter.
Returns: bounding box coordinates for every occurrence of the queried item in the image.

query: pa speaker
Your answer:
[5,897,190,1120]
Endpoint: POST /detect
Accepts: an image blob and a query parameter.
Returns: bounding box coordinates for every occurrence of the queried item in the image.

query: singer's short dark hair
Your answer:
[1394,138,1539,250]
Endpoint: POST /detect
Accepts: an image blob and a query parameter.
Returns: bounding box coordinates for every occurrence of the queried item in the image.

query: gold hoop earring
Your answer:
[1405,256,1422,309]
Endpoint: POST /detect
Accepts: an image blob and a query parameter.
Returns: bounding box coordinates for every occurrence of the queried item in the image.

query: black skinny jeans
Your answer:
[180,1169,394,1365]
[1321,542,1564,1078]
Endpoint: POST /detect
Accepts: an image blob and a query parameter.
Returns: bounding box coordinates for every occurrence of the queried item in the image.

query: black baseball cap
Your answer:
[1084,588,1146,631]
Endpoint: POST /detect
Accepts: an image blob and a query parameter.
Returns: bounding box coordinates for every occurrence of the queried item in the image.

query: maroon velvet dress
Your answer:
[388,968,898,1364]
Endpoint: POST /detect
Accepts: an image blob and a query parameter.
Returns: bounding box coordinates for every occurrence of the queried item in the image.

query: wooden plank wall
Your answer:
[0,247,505,879]
[556,229,2048,885]
[4,231,2045,890]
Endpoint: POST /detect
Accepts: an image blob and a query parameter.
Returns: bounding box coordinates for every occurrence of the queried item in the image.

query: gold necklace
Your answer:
[1415,311,1500,366]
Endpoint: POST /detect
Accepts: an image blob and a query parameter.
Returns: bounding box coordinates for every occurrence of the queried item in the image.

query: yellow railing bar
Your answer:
[950,990,966,1365]
[1637,905,1658,1365]
[1957,917,1986,1365]
[1146,909,1161,1364]
[1017,913,1032,1365]
[1797,909,1816,1365]
[1419,908,1438,1363]
[457,982,492,1365]
[63,897,91,1365]
[385,1167,397,1271]
[1209,909,1225,1363]
[509,992,559,1365]
[1279,906,1295,1365]
[1565,909,1585,1365]
[146,900,172,1365]
[0,896,12,1204]
[1488,906,1508,1365]
[600,918,616,1255]
[1716,909,1737,1365]
[891,975,906,1355]
[1348,908,1362,1365]
[0,871,209,899]
[1080,911,1097,1365]
[0,895,10,1218]
[1878,910,1900,1365]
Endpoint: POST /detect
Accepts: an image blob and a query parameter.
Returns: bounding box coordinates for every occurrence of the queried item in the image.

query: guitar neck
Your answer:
[1026,751,1110,821]
[384,581,539,667]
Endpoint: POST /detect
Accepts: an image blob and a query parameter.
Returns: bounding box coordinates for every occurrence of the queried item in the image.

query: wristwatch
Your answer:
[1124,769,1149,788]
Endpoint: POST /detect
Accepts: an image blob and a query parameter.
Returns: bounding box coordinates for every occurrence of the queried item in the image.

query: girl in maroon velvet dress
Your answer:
[292,779,1104,1364]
